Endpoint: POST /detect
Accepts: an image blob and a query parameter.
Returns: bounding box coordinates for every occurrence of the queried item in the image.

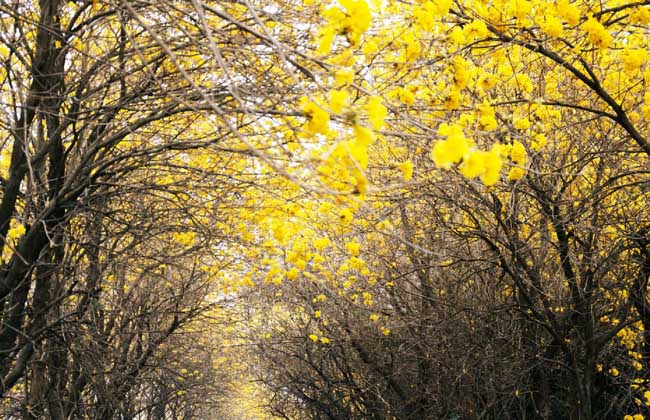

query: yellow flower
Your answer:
[330,50,354,67]
[432,140,459,169]
[301,97,330,135]
[352,171,368,194]
[449,26,465,44]
[531,133,547,151]
[398,87,416,105]
[339,208,354,224]
[173,231,196,246]
[7,223,25,241]
[334,68,355,86]
[340,0,371,46]
[413,3,434,31]
[478,100,498,130]
[538,15,563,38]
[478,73,497,91]
[622,48,646,72]
[413,0,451,30]
[481,145,503,186]
[513,117,531,130]
[632,7,650,24]
[463,19,488,40]
[362,38,379,57]
[286,267,300,281]
[402,30,421,61]
[459,150,486,179]
[452,57,470,89]
[508,0,532,20]
[353,124,375,146]
[317,27,336,55]
[557,0,580,26]
[314,237,331,250]
[583,15,612,49]
[444,88,460,110]
[507,166,526,181]
[347,139,369,169]
[365,96,387,130]
[309,334,318,342]
[510,140,527,165]
[345,241,361,256]
[431,124,470,169]
[349,256,365,271]
[329,89,349,114]
[398,160,414,181]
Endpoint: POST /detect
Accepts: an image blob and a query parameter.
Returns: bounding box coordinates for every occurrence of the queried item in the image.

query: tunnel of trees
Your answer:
[0,1,650,419]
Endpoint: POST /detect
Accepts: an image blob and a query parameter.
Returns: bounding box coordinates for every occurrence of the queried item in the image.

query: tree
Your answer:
[230,1,650,419]
[0,0,314,418]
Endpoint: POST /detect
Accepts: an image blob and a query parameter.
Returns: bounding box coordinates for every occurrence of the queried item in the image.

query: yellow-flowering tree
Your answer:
[0,0,313,418]
[227,1,650,419]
